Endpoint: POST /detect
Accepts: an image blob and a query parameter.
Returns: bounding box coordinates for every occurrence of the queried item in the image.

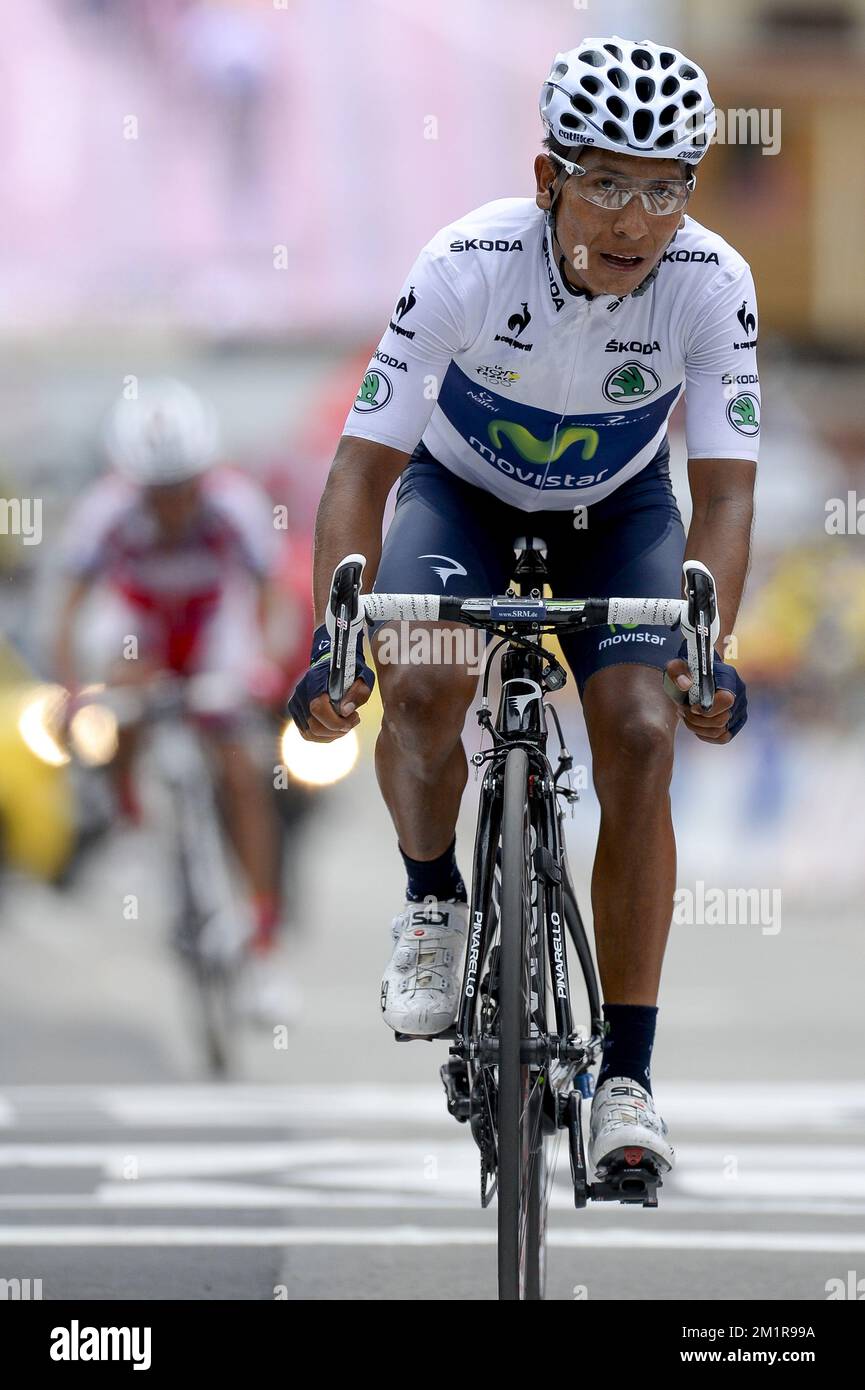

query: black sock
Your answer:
[400,838,467,904]
[595,1003,658,1095]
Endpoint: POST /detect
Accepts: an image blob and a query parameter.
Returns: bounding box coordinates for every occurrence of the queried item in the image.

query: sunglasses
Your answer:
[548,152,695,215]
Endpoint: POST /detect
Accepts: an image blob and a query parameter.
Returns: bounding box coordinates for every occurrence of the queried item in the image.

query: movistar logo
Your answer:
[488,420,599,464]
[602,361,661,402]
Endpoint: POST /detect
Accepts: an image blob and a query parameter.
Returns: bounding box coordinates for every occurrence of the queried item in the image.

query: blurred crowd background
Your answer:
[1,0,864,1042]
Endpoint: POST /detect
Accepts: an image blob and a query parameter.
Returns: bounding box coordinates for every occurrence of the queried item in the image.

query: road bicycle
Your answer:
[326,541,717,1300]
[71,675,256,1076]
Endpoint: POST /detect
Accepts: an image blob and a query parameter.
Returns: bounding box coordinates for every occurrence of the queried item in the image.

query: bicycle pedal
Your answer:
[440,1057,470,1122]
[589,1156,663,1208]
[393,1026,457,1042]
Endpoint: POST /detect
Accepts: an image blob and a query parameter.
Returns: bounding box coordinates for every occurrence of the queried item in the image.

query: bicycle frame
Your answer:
[454,639,601,1074]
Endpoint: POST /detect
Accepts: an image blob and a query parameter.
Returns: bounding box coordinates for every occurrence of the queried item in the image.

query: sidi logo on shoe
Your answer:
[411,907,446,927]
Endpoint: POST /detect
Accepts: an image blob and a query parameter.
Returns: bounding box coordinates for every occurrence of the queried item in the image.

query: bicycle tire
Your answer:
[496,746,545,1300]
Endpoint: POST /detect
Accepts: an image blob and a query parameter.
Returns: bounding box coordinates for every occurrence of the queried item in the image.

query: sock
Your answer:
[596,1002,658,1095]
[400,838,467,904]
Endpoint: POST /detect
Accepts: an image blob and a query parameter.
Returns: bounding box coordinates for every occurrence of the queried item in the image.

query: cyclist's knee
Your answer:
[378,663,475,765]
[591,706,675,800]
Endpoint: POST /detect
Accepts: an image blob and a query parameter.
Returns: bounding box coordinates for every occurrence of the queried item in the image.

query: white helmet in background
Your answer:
[105,378,219,485]
[539,36,715,163]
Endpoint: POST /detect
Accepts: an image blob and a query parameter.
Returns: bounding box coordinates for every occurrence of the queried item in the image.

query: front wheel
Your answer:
[496,747,546,1300]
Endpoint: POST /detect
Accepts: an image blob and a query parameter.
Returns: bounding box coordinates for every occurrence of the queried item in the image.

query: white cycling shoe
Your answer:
[381,899,469,1036]
[588,1076,675,1176]
[235,953,302,1029]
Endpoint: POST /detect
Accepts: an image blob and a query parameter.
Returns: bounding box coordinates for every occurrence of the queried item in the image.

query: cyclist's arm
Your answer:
[684,457,755,645]
[53,575,92,694]
[682,259,760,641]
[312,436,410,623]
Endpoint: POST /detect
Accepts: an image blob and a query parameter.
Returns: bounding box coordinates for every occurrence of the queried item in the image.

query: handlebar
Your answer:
[325,554,718,714]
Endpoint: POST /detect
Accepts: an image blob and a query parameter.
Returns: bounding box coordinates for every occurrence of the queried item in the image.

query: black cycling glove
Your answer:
[672,640,748,740]
[286,623,376,733]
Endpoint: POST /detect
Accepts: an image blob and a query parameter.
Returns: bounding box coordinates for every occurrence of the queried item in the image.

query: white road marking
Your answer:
[0,1188,863,1219]
[1,1082,864,1131]
[0,1225,864,1251]
[1,1085,864,1249]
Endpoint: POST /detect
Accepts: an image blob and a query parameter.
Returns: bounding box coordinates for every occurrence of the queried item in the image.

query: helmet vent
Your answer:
[682,89,701,109]
[632,109,654,141]
[660,75,679,96]
[602,119,626,144]
[579,49,605,67]
[635,76,655,102]
[659,104,678,127]
[605,94,627,119]
[559,111,585,131]
[553,61,569,78]
[655,130,677,149]
[632,48,653,69]
[659,51,676,69]
[603,43,623,60]
[580,74,602,94]
[608,66,629,90]
[679,64,698,79]
[572,94,596,116]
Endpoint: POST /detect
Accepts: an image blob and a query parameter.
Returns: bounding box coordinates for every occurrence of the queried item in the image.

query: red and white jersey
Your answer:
[61,467,277,621]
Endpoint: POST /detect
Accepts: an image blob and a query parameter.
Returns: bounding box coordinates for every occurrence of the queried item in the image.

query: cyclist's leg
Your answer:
[85,592,164,823]
[192,591,282,950]
[372,447,516,867]
[552,453,685,1009]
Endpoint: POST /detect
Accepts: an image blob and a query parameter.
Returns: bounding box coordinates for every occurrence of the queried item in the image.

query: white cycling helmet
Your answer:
[540,35,715,163]
[104,378,219,485]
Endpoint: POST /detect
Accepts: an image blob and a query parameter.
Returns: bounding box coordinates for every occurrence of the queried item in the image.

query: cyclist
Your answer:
[289,37,758,1181]
[54,379,296,1023]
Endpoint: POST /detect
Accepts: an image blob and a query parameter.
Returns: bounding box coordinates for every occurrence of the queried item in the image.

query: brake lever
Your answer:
[674,560,719,712]
[325,553,367,711]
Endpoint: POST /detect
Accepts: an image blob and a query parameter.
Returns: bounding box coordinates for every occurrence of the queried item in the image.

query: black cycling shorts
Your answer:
[372,439,685,697]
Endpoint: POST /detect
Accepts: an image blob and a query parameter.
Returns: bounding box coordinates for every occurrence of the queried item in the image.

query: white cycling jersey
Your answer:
[343,198,760,511]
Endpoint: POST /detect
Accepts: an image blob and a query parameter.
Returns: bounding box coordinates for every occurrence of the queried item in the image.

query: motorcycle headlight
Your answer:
[68,692,119,767]
[17,685,70,767]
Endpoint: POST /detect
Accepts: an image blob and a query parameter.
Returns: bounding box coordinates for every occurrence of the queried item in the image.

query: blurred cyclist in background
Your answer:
[53,378,294,1023]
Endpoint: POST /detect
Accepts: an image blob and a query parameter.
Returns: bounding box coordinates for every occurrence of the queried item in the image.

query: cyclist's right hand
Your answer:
[286,623,375,742]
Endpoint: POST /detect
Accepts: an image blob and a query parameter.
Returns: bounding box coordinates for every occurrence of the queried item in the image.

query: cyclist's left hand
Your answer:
[664,649,747,743]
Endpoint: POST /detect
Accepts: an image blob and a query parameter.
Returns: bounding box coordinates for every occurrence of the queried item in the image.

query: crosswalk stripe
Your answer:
[0,1083,864,1131]
[0,1225,864,1251]
[0,1188,863,1218]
